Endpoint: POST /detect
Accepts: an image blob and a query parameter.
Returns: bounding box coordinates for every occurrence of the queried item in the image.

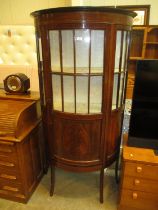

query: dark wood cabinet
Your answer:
[126,25,158,99]
[31,6,136,202]
[0,91,45,203]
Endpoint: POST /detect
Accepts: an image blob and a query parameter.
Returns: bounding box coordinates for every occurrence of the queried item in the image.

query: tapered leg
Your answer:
[100,168,104,203]
[50,164,55,196]
[115,149,120,184]
[115,158,119,184]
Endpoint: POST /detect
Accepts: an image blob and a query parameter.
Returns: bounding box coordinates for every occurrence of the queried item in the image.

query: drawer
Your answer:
[122,176,158,193]
[120,189,158,210]
[124,162,158,181]
[0,179,24,198]
[0,140,16,154]
[0,157,20,172]
[0,167,22,184]
[0,152,19,165]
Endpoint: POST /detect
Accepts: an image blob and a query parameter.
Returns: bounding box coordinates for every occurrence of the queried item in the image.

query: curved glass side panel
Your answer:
[112,30,130,110]
[121,31,127,71]
[114,31,121,72]
[118,72,124,107]
[112,74,118,109]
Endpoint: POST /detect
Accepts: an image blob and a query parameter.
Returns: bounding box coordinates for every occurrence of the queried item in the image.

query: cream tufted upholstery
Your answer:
[0,25,39,91]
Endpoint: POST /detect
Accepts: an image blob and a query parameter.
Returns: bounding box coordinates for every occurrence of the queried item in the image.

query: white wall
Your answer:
[72,0,158,25]
[0,0,71,25]
[0,0,157,25]
[0,0,157,92]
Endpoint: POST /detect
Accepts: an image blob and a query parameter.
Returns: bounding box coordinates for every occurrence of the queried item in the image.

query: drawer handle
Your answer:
[0,148,12,153]
[3,186,19,192]
[0,132,7,137]
[0,141,14,146]
[0,160,14,167]
[132,192,138,200]
[136,166,142,173]
[0,174,17,180]
[134,179,140,185]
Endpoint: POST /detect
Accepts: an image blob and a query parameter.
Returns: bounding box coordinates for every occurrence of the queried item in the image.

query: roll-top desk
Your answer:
[31,6,136,202]
[0,90,45,203]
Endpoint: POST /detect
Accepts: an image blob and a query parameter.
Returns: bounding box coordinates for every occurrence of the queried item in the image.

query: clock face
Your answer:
[6,76,22,92]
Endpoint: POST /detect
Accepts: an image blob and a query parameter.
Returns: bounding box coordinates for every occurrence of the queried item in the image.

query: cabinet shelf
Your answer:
[126,25,158,99]
[52,72,103,76]
[145,42,158,45]
[52,67,123,76]
[51,67,103,74]
[129,57,143,60]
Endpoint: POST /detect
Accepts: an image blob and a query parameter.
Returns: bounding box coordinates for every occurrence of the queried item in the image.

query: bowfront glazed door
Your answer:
[48,27,106,168]
[50,29,104,114]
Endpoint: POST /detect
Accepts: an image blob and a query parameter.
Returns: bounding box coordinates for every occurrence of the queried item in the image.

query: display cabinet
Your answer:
[126,25,158,99]
[31,7,136,202]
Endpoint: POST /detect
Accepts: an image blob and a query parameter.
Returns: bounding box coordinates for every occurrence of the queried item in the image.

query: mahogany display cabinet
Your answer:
[31,7,136,202]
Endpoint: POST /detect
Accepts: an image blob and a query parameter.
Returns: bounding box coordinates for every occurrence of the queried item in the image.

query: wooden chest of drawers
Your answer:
[118,134,158,210]
[0,91,45,203]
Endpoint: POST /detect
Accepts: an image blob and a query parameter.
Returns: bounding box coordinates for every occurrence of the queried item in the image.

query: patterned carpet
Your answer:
[0,100,132,210]
[0,168,118,210]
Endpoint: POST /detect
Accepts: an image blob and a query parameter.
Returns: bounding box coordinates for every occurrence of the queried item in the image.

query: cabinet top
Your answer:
[0,89,40,101]
[31,6,136,18]
[123,134,158,164]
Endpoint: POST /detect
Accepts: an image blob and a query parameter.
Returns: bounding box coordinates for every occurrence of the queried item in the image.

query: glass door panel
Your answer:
[112,30,130,110]
[49,30,61,72]
[76,76,88,113]
[121,31,127,71]
[114,31,121,73]
[118,73,124,107]
[63,76,75,112]
[91,30,104,73]
[50,29,105,114]
[62,30,74,73]
[38,38,43,62]
[112,74,118,110]
[90,76,102,113]
[52,75,62,111]
[75,30,90,73]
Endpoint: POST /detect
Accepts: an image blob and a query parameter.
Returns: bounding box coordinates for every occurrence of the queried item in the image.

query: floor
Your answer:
[0,167,119,210]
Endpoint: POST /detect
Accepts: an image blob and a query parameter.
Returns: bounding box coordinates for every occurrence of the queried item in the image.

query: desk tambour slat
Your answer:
[0,99,40,139]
